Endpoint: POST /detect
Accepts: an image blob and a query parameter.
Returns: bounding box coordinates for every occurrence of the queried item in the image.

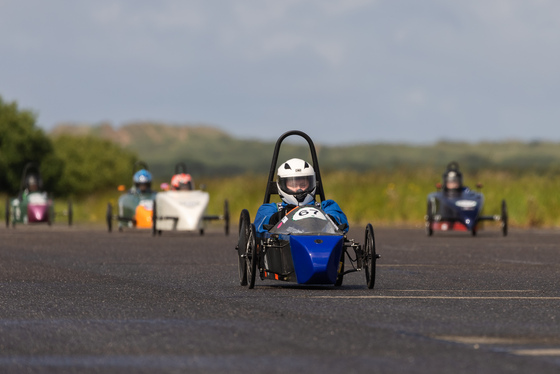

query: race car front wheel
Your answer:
[501,199,508,237]
[5,198,10,228]
[237,209,250,286]
[106,203,113,233]
[246,224,258,289]
[364,223,377,289]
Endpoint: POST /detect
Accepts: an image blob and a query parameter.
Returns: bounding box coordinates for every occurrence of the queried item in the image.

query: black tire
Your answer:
[152,200,157,236]
[335,251,345,286]
[67,200,73,226]
[237,209,250,286]
[224,199,230,236]
[364,223,377,289]
[106,203,113,233]
[247,223,258,289]
[199,228,204,236]
[425,200,433,236]
[5,198,10,228]
[501,199,508,237]
[471,227,477,236]
[47,196,53,226]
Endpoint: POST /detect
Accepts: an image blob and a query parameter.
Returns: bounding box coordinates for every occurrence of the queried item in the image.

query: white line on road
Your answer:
[511,349,560,356]
[309,296,560,300]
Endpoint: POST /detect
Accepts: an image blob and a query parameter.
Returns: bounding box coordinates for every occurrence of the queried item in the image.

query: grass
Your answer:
[3,169,560,229]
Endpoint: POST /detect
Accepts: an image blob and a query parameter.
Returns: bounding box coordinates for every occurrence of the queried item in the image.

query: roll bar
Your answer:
[263,130,326,204]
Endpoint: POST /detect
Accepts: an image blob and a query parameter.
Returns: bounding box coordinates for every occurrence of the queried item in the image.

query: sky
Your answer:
[1,0,560,145]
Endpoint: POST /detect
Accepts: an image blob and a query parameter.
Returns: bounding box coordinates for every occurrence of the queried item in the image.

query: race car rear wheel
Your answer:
[224,199,230,236]
[501,199,508,237]
[425,201,433,236]
[5,198,10,228]
[335,251,345,286]
[152,200,157,236]
[364,223,377,289]
[106,203,113,233]
[67,199,73,226]
[237,209,250,286]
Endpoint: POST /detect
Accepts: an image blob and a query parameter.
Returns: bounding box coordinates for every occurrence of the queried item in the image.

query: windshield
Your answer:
[269,206,341,235]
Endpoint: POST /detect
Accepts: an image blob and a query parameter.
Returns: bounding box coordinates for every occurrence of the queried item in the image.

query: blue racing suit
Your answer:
[254,200,349,235]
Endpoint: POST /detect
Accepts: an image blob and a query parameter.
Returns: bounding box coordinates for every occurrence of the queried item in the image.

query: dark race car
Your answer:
[425,162,507,237]
[236,130,379,289]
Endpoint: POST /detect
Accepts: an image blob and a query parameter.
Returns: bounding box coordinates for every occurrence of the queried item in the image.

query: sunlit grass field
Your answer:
[4,169,560,229]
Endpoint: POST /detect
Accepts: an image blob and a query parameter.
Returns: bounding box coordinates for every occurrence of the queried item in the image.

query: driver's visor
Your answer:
[278,175,315,194]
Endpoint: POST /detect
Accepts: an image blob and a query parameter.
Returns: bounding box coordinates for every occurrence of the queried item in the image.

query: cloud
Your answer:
[1,1,560,143]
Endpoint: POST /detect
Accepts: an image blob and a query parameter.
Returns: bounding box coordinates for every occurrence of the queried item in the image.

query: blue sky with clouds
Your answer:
[1,0,559,144]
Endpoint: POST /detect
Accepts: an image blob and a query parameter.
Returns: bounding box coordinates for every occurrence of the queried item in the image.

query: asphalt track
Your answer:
[1,223,559,373]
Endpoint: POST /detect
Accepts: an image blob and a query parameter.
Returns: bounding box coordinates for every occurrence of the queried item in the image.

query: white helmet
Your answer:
[277,158,316,206]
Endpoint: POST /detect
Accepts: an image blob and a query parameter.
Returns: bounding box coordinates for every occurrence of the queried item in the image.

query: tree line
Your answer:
[0,96,137,196]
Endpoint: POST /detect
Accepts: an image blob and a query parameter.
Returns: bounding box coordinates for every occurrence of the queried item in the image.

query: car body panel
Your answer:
[10,192,53,225]
[261,206,345,285]
[427,188,484,231]
[117,191,156,229]
[154,190,209,231]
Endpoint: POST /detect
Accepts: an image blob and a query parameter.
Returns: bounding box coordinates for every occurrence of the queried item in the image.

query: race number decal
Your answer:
[292,207,327,221]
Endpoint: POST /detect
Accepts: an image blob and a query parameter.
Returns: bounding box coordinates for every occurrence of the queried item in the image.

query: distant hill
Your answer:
[50,123,560,178]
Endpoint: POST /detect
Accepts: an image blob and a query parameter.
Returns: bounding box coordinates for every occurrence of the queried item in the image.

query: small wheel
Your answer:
[224,199,230,236]
[471,227,477,236]
[501,199,508,237]
[425,200,433,236]
[106,203,113,232]
[246,223,258,289]
[199,228,204,236]
[5,198,10,228]
[152,200,157,236]
[364,223,377,289]
[67,200,73,226]
[237,209,250,286]
[47,204,53,227]
[335,251,345,286]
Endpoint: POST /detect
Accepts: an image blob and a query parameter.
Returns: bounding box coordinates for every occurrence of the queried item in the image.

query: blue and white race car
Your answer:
[236,130,379,289]
[425,162,508,236]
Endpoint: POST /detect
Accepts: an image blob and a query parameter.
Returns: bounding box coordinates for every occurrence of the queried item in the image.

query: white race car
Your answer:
[152,164,229,236]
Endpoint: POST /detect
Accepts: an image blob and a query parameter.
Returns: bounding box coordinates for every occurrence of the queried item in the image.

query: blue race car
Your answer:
[236,130,379,289]
[425,162,508,236]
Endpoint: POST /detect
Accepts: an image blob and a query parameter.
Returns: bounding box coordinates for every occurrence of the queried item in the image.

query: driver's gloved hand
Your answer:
[269,204,297,226]
[269,211,282,226]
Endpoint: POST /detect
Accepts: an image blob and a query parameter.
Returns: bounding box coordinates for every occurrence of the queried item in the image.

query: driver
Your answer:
[255,158,348,234]
[133,169,152,193]
[26,175,39,193]
[442,162,465,196]
[171,173,194,191]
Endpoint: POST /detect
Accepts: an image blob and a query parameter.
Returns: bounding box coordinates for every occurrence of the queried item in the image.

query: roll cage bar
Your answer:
[263,130,326,204]
[133,161,149,174]
[175,162,188,174]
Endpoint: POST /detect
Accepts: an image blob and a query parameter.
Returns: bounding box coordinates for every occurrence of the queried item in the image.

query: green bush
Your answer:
[52,135,138,196]
[0,96,63,194]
